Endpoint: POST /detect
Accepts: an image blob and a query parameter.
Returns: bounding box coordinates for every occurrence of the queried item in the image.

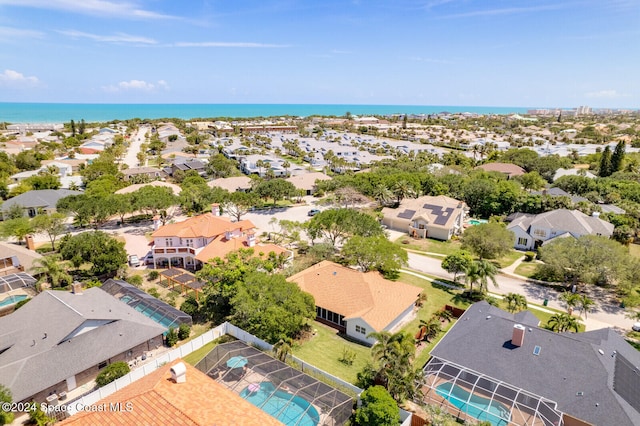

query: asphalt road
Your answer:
[122,126,149,168]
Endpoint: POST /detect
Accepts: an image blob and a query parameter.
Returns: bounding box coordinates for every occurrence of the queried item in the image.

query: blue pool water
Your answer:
[436,382,511,426]
[240,382,320,426]
[119,295,176,329]
[0,294,27,307]
[469,219,488,225]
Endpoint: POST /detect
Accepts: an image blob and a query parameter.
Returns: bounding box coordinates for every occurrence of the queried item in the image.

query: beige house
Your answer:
[285,172,332,195]
[382,195,468,241]
[288,261,421,345]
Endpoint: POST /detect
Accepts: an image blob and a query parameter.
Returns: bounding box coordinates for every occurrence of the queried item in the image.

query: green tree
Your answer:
[461,222,514,259]
[109,193,134,225]
[69,119,76,137]
[59,231,127,277]
[222,191,259,221]
[0,384,14,425]
[577,294,595,319]
[504,293,527,313]
[14,150,41,171]
[355,385,400,426]
[229,272,315,343]
[546,313,580,333]
[610,141,626,174]
[132,185,177,219]
[25,173,61,190]
[31,212,67,251]
[206,153,239,178]
[599,146,612,177]
[253,178,296,206]
[441,250,473,283]
[306,208,383,247]
[340,235,408,278]
[95,362,130,387]
[166,327,179,347]
[0,217,33,244]
[464,259,498,293]
[518,171,546,192]
[178,324,191,340]
[32,254,72,289]
[273,338,293,362]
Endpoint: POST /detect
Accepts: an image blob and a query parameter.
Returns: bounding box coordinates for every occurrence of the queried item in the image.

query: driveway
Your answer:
[122,126,149,168]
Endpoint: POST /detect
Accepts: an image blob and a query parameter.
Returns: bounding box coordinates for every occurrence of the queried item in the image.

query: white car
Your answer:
[632,322,640,332]
[128,255,140,267]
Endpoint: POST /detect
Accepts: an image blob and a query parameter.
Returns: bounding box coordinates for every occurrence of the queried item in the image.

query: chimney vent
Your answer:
[211,203,220,216]
[170,362,187,383]
[71,282,83,295]
[512,324,526,347]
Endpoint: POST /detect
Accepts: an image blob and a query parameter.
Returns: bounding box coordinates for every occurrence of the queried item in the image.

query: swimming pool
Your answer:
[0,294,28,308]
[240,382,320,426]
[119,295,177,329]
[436,382,511,426]
[468,219,488,226]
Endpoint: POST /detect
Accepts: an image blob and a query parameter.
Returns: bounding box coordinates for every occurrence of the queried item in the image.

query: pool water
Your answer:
[119,295,177,329]
[436,382,511,426]
[469,219,488,225]
[240,382,320,426]
[0,294,27,308]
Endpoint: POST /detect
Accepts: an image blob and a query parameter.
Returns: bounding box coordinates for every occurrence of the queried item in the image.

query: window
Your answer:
[185,239,194,247]
[98,361,108,369]
[165,238,173,247]
[355,325,366,335]
[28,208,36,218]
[517,237,528,246]
[533,229,546,238]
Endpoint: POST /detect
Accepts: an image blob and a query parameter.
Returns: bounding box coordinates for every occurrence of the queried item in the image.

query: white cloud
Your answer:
[0,26,45,42]
[102,79,169,92]
[0,69,39,87]
[585,90,628,99]
[58,30,157,44]
[173,41,289,48]
[442,4,562,19]
[0,0,177,20]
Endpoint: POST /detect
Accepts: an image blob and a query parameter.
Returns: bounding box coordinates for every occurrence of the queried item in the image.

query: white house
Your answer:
[506,209,614,250]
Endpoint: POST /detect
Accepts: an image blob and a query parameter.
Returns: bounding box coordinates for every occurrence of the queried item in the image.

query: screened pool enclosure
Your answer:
[196,341,353,426]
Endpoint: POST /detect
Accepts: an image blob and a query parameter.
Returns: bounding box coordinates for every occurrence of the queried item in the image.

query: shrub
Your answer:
[178,324,191,340]
[96,362,130,387]
[13,298,30,311]
[147,270,159,281]
[524,251,536,262]
[166,327,178,347]
[355,385,400,426]
[338,347,356,365]
[147,287,160,298]
[128,275,143,287]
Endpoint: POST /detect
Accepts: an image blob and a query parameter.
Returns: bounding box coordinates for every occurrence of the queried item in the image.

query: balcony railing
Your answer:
[153,247,196,255]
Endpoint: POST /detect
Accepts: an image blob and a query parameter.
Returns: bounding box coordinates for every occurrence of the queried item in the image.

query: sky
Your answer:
[0,0,638,108]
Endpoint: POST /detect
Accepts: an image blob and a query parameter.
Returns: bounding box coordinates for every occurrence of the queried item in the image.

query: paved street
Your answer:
[407,251,634,331]
[122,125,149,168]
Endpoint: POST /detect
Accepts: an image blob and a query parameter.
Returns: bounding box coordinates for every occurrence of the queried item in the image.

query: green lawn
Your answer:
[395,237,462,256]
[629,244,640,259]
[514,262,539,278]
[494,251,524,269]
[183,341,217,366]
[291,323,371,384]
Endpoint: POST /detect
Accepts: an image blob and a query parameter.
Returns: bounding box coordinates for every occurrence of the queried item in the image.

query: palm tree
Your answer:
[559,291,580,313]
[577,294,595,319]
[372,184,393,207]
[391,180,416,204]
[465,260,498,294]
[282,160,291,176]
[255,159,266,177]
[32,254,72,290]
[504,293,528,313]
[418,318,441,342]
[273,338,293,362]
[546,313,580,333]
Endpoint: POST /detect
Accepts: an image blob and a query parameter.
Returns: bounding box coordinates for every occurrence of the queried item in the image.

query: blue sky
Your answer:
[0,0,638,107]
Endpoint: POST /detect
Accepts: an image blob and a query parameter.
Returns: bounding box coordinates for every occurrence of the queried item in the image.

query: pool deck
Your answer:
[0,287,36,317]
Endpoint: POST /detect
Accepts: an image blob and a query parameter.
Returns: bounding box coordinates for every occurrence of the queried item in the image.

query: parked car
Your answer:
[128,255,140,267]
[633,322,640,332]
[307,209,321,217]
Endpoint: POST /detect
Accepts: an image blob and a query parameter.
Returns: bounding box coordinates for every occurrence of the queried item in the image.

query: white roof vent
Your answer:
[170,362,187,383]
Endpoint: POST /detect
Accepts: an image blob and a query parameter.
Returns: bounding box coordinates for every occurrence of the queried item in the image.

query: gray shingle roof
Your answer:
[430,301,640,426]
[507,209,614,238]
[1,189,82,211]
[0,288,166,402]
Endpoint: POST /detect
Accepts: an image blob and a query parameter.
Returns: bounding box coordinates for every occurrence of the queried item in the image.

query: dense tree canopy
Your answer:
[59,231,127,276]
[340,235,408,277]
[306,208,384,247]
[355,386,400,426]
[461,222,514,259]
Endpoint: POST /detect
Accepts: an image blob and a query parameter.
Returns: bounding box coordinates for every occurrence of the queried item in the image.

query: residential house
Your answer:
[114,181,182,196]
[60,360,284,426]
[553,167,597,182]
[531,187,589,204]
[0,286,165,404]
[0,241,42,276]
[506,209,614,250]
[239,154,288,178]
[1,189,82,219]
[122,166,165,181]
[151,207,291,269]
[169,158,207,177]
[207,176,253,192]
[476,162,526,179]
[423,301,640,426]
[287,261,421,345]
[286,172,332,195]
[382,195,468,241]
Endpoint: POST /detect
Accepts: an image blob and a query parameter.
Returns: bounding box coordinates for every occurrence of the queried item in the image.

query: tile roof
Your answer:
[194,236,288,263]
[430,301,640,426]
[285,172,332,191]
[476,162,526,177]
[0,241,43,271]
[207,176,253,192]
[382,195,466,230]
[287,261,421,331]
[61,360,283,426]
[0,288,166,402]
[152,213,255,239]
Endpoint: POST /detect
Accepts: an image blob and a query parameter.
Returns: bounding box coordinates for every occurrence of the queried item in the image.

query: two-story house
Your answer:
[506,209,614,250]
[151,205,292,269]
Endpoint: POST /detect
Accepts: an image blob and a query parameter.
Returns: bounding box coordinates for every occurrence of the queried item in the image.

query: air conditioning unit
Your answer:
[46,394,59,405]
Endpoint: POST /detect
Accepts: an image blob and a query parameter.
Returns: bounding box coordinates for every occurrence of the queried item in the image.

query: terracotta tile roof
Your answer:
[195,236,289,263]
[287,261,421,331]
[152,213,256,239]
[61,360,283,426]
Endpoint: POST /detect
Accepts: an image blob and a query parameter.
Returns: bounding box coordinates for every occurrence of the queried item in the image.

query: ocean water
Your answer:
[0,102,532,124]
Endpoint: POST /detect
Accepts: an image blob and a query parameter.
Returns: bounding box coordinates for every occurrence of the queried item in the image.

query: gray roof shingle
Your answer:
[1,189,82,211]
